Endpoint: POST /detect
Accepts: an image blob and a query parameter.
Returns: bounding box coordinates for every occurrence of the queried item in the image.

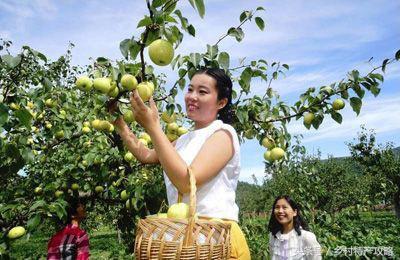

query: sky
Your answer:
[1,0,399,183]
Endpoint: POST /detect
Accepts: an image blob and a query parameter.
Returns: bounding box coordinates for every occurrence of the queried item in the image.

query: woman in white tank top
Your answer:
[114,68,250,259]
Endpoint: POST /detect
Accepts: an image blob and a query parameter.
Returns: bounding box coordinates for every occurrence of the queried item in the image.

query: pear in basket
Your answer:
[157,213,168,218]
[167,203,189,219]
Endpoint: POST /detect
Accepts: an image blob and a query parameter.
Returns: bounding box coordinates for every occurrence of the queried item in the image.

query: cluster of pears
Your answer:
[91,119,114,132]
[262,137,286,162]
[161,111,188,142]
[76,73,155,102]
[303,98,345,125]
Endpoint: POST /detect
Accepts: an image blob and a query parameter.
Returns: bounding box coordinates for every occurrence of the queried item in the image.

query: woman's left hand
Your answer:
[130,89,160,132]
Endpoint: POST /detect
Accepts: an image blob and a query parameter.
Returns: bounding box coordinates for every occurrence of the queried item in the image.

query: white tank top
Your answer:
[163,120,241,222]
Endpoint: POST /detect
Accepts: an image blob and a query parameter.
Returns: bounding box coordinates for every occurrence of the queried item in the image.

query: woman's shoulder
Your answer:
[300,230,320,245]
[214,121,238,139]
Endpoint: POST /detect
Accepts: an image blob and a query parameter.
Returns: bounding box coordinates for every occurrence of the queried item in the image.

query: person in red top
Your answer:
[47,198,89,259]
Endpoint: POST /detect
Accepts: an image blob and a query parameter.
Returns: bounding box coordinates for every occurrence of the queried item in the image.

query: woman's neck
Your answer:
[71,219,80,227]
[194,119,217,130]
[281,222,294,234]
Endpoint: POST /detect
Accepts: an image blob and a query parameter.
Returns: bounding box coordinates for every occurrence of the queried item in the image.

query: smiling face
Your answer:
[273,198,297,227]
[184,73,227,129]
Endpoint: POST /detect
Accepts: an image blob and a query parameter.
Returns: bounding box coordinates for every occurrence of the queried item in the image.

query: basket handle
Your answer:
[177,167,196,246]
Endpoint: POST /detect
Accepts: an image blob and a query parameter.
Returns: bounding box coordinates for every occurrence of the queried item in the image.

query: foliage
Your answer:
[236,182,264,214]
[347,126,400,217]
[242,211,400,259]
[239,127,400,258]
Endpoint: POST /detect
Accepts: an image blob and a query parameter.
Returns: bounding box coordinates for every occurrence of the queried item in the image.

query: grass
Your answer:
[9,226,131,259]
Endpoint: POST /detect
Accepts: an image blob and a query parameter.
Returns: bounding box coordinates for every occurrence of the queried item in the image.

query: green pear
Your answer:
[148,39,174,66]
[76,76,93,91]
[93,77,112,94]
[121,74,138,90]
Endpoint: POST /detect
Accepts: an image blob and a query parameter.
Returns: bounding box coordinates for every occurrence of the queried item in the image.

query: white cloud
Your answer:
[0,0,57,19]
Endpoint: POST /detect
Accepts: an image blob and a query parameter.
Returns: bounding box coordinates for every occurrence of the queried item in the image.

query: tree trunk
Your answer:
[117,229,122,243]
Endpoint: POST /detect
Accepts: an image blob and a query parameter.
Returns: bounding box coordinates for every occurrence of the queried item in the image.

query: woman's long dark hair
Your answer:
[268,195,309,237]
[193,68,234,124]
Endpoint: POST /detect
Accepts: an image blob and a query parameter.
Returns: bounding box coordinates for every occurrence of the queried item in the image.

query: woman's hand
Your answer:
[130,89,160,132]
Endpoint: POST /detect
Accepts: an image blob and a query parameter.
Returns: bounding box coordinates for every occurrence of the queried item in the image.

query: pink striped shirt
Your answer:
[47,224,89,259]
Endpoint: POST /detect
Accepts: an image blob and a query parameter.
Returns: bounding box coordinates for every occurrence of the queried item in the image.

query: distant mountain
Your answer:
[324,146,400,161]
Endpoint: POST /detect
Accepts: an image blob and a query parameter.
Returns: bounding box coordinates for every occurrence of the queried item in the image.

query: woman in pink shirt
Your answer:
[47,198,89,259]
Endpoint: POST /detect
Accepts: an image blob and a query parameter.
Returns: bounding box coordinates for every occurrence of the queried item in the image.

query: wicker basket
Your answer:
[134,168,231,259]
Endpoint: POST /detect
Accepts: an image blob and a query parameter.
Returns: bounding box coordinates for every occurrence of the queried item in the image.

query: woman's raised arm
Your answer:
[114,116,159,164]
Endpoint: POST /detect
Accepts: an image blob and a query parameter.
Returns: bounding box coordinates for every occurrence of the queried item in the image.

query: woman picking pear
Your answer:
[113,68,250,259]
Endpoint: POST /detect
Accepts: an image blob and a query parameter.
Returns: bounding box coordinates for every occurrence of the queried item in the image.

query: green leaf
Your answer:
[137,16,152,28]
[312,114,323,130]
[27,214,41,231]
[240,11,250,22]
[395,49,400,60]
[165,15,178,23]
[144,30,160,46]
[369,73,384,82]
[31,50,47,62]
[96,57,109,65]
[353,84,365,98]
[178,68,187,78]
[236,108,249,124]
[370,85,381,97]
[228,27,244,42]
[15,109,32,128]
[256,6,265,11]
[187,24,195,37]
[30,200,46,211]
[272,71,278,79]
[1,54,22,68]
[255,17,265,31]
[187,0,195,8]
[152,0,165,8]
[129,41,141,60]
[282,64,289,70]
[331,111,343,124]
[0,103,8,126]
[174,10,187,28]
[218,52,230,70]
[22,149,35,163]
[189,53,201,68]
[119,39,131,59]
[165,26,180,44]
[207,44,218,59]
[194,0,205,18]
[340,90,349,99]
[241,67,252,84]
[164,0,177,14]
[178,78,186,90]
[381,58,389,73]
[350,97,362,115]
[349,70,360,82]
